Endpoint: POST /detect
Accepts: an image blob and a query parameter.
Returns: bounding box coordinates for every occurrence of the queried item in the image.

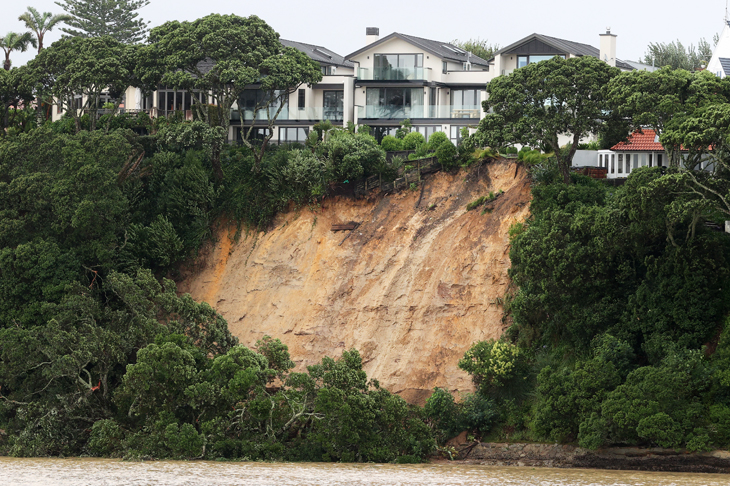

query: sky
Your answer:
[2,0,729,68]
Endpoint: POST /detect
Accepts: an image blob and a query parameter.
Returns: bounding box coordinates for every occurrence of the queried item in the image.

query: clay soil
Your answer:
[177,158,531,404]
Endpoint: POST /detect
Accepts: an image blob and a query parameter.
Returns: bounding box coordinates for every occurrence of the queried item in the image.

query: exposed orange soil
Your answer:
[178,158,532,404]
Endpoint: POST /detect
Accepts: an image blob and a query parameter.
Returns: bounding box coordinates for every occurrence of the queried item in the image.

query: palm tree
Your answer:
[18,7,72,53]
[0,32,37,70]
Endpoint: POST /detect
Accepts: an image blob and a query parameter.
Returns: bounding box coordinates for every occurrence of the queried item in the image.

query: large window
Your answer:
[279,127,309,144]
[415,125,444,141]
[323,91,344,121]
[238,89,288,121]
[157,86,206,116]
[450,125,469,145]
[517,55,565,68]
[365,87,424,119]
[233,126,270,144]
[450,89,482,118]
[374,54,424,80]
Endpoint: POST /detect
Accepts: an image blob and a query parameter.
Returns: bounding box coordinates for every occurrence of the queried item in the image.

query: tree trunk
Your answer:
[211,141,224,181]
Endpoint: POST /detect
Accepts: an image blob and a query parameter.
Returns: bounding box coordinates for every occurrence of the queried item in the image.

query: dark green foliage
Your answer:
[401,131,425,150]
[56,0,150,44]
[479,159,730,449]
[427,131,449,152]
[380,135,402,152]
[436,140,458,170]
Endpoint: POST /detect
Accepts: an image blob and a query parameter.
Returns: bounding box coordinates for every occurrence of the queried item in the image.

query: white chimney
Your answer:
[366,27,380,45]
[599,28,617,67]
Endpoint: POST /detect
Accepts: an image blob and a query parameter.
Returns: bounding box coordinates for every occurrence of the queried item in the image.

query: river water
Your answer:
[1,458,728,486]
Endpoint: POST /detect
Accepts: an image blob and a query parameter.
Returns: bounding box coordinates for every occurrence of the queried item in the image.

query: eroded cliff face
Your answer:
[178,158,531,404]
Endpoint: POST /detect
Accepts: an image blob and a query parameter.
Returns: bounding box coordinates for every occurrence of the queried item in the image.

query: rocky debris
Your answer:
[460,442,730,473]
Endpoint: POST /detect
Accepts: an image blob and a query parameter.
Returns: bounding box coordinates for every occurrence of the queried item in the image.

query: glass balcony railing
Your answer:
[287,107,344,122]
[357,105,482,120]
[230,106,343,122]
[231,107,290,121]
[357,67,432,81]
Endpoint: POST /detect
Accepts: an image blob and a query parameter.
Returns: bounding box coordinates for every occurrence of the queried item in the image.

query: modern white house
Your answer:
[51,39,357,146]
[229,39,356,144]
[707,19,730,78]
[346,28,491,144]
[488,29,656,76]
[49,27,662,147]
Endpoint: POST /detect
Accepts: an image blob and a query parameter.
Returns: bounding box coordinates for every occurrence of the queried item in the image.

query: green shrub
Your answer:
[436,141,458,170]
[427,131,449,152]
[381,135,402,152]
[458,340,526,395]
[402,131,426,150]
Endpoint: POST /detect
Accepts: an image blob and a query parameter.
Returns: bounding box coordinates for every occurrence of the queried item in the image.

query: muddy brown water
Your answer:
[1,457,728,485]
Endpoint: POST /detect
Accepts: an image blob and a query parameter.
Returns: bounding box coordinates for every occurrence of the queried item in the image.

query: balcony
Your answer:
[230,106,343,122]
[357,67,432,82]
[357,104,481,120]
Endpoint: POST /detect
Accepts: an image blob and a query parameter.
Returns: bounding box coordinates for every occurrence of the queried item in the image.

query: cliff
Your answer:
[178,157,531,404]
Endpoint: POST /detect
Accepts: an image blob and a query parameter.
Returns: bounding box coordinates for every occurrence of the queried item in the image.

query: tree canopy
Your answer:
[142,14,322,177]
[55,0,150,44]
[28,36,137,132]
[606,67,730,167]
[474,55,619,183]
[451,38,499,61]
[642,38,714,71]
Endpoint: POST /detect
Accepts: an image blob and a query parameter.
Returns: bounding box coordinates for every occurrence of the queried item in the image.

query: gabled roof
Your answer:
[281,39,355,69]
[491,33,599,60]
[489,32,637,71]
[345,32,490,67]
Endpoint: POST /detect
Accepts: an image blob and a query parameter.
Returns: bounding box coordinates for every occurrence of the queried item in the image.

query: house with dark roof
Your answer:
[231,39,356,145]
[707,20,730,78]
[346,28,492,144]
[488,30,655,77]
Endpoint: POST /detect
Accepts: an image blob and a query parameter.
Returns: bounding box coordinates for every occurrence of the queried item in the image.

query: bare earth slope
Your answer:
[178,158,531,404]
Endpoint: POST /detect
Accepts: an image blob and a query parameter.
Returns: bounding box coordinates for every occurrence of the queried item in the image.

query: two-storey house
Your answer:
[231,39,356,144]
[347,28,491,144]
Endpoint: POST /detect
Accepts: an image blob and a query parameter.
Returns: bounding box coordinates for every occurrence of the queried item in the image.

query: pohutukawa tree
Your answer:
[0,66,36,132]
[55,0,150,44]
[28,36,136,132]
[18,7,72,53]
[474,55,619,184]
[143,14,322,178]
[606,67,729,167]
[1,32,37,70]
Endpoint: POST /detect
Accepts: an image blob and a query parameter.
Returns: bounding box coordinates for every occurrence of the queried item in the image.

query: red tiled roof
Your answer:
[611,129,665,151]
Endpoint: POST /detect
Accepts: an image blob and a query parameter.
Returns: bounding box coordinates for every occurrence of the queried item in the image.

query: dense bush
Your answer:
[380,135,402,152]
[445,162,730,449]
[436,140,458,170]
[427,131,449,152]
[401,131,425,150]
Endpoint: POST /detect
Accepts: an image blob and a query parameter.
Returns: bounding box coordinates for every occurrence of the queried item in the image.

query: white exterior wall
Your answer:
[707,21,730,78]
[349,36,489,129]
[598,150,669,179]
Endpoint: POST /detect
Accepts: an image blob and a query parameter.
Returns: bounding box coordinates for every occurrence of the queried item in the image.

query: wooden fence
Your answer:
[354,156,440,196]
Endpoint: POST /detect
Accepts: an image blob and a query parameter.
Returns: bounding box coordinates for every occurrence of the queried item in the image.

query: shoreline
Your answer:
[437,442,730,473]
